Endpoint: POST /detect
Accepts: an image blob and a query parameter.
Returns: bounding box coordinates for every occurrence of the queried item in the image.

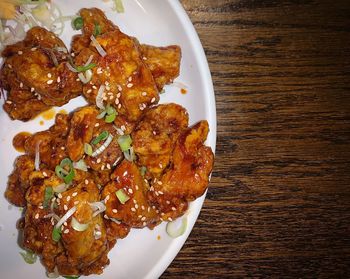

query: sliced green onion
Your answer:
[93,23,101,36]
[92,131,109,145]
[43,187,54,208]
[106,104,115,115]
[123,147,135,162]
[53,183,69,193]
[52,227,61,242]
[91,134,114,157]
[117,135,132,152]
[84,143,93,156]
[113,0,125,13]
[19,250,37,264]
[166,216,188,238]
[72,17,83,30]
[73,159,88,172]
[63,276,80,279]
[71,217,89,232]
[75,63,96,72]
[140,166,147,177]
[115,189,130,204]
[105,112,116,123]
[55,158,75,184]
[96,110,107,119]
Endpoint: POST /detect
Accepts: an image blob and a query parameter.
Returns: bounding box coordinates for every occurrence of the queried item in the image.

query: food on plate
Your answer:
[0,27,81,121]
[2,6,214,278]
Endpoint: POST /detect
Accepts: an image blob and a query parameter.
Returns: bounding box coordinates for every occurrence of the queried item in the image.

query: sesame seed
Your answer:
[96,158,101,163]
[105,81,110,86]
[19,82,23,88]
[43,171,48,177]
[109,96,114,100]
[34,213,39,219]
[141,205,145,210]
[31,87,35,92]
[168,217,173,222]
[103,96,108,101]
[123,171,128,176]
[143,221,147,226]
[107,92,113,96]
[127,83,133,88]
[72,192,77,197]
[118,104,122,109]
[64,205,68,211]
[106,85,111,91]
[106,163,111,169]
[105,195,110,202]
[104,214,109,219]
[157,181,163,185]
[161,212,165,216]
[95,123,100,127]
[64,222,68,226]
[47,73,52,78]
[57,76,61,83]
[18,51,23,55]
[147,207,150,212]
[74,201,79,205]
[64,229,69,234]
[141,216,146,221]
[5,100,12,104]
[166,200,170,204]
[85,179,89,185]
[92,85,97,89]
[117,93,121,98]
[131,208,136,212]
[121,125,126,131]
[142,56,147,60]
[76,78,80,81]
[141,92,147,96]
[51,220,55,225]
[66,196,71,201]
[155,191,159,196]
[153,131,157,135]
[71,52,75,57]
[87,89,92,94]
[38,205,43,209]
[128,188,133,194]
[115,98,119,105]
[152,206,156,210]
[135,185,139,191]
[128,76,132,82]
[31,47,37,51]
[101,164,105,170]
[47,79,53,85]
[97,68,103,74]
[117,85,122,91]
[151,97,156,103]
[61,146,65,150]
[171,207,176,211]
[112,209,118,213]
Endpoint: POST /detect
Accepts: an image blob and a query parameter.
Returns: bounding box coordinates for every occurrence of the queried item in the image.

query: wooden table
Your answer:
[162,1,350,278]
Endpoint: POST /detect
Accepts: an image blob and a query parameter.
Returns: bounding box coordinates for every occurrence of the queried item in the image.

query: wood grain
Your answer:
[162,0,350,278]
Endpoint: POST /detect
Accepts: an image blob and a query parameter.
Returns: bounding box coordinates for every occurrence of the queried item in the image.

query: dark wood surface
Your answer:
[162,1,350,278]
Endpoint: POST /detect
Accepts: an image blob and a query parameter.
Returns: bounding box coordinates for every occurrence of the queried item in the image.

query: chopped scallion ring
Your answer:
[96,110,107,119]
[113,0,125,13]
[105,112,116,123]
[140,166,147,177]
[93,23,101,36]
[19,250,37,264]
[73,159,88,172]
[92,131,109,145]
[63,276,80,279]
[84,143,93,156]
[75,63,96,72]
[43,186,54,208]
[166,216,188,238]
[52,227,61,242]
[117,135,132,152]
[115,189,130,204]
[55,158,75,184]
[72,17,83,30]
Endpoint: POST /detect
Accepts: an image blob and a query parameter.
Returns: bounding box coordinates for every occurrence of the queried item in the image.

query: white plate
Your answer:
[0,1,216,278]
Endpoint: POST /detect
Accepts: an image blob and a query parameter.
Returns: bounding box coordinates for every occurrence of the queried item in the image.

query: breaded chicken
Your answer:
[0,27,81,121]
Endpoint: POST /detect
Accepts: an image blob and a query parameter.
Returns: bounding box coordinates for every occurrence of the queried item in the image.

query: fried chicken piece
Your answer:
[148,121,214,220]
[75,29,159,124]
[71,8,181,91]
[0,27,81,121]
[102,160,160,229]
[139,44,181,91]
[132,103,188,178]
[5,155,35,206]
[54,179,109,276]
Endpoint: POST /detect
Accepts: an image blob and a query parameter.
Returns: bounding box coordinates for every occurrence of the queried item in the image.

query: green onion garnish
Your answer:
[75,63,96,72]
[43,186,54,208]
[19,250,37,264]
[63,276,80,279]
[92,131,109,145]
[140,166,147,177]
[115,189,130,204]
[113,0,125,13]
[55,158,75,184]
[84,143,93,156]
[93,23,101,36]
[105,112,116,123]
[96,110,107,119]
[117,135,132,152]
[72,17,83,30]
[52,227,61,242]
